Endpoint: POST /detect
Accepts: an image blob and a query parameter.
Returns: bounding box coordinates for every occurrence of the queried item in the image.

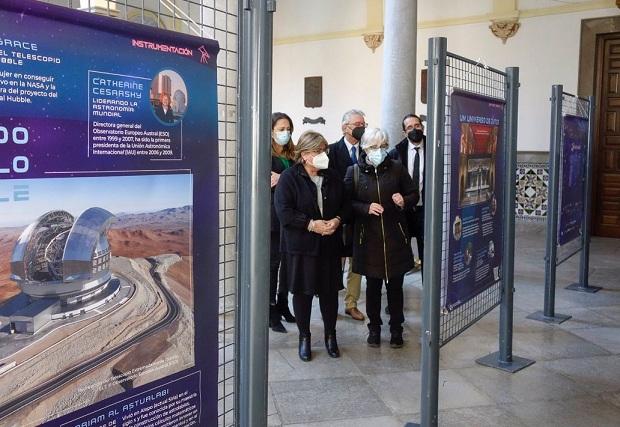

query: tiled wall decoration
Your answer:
[516,161,549,222]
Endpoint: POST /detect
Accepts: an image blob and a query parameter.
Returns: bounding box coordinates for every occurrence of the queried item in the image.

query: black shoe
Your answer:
[269,305,286,333]
[390,332,404,348]
[367,330,380,348]
[277,293,296,323]
[324,333,340,358]
[299,335,312,362]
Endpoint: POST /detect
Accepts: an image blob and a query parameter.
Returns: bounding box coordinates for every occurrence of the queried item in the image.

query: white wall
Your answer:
[273,0,367,39]
[272,37,384,144]
[415,8,619,151]
[273,7,620,150]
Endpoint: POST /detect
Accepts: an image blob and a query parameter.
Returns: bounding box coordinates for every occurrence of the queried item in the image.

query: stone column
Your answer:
[380,0,417,146]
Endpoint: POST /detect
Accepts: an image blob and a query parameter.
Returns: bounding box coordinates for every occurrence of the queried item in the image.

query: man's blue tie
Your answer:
[351,146,358,165]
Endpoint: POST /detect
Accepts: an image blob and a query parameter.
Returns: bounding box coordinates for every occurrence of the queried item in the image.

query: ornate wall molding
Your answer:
[362,32,384,53]
[489,18,521,44]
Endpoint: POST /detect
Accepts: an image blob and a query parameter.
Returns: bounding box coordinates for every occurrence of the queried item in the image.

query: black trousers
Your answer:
[408,207,424,264]
[366,275,404,334]
[292,291,338,337]
[270,231,284,305]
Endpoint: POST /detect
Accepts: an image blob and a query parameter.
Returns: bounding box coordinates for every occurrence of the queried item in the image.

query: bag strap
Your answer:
[353,163,359,196]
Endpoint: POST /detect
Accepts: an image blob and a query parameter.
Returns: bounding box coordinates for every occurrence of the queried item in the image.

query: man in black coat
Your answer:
[389,114,426,274]
[328,109,367,321]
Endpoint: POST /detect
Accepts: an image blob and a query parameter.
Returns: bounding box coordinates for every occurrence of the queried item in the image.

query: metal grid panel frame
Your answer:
[556,94,590,265]
[439,53,507,346]
[40,1,238,425]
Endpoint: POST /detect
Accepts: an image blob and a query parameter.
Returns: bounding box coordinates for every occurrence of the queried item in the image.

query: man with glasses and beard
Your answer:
[328,109,367,322]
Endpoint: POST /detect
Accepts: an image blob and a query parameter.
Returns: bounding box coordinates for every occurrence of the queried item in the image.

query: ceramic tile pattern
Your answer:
[516,161,548,222]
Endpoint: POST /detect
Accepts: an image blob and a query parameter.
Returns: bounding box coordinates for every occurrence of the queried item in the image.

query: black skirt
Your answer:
[281,237,343,296]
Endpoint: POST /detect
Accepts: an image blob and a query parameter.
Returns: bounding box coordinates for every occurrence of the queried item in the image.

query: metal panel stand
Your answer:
[236,1,275,426]
[566,283,602,293]
[566,96,603,294]
[476,67,535,373]
[527,310,572,324]
[412,36,448,427]
[527,84,572,325]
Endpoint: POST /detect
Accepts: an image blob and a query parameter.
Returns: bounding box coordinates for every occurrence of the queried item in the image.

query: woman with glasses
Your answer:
[274,130,348,361]
[269,112,297,333]
[345,127,418,348]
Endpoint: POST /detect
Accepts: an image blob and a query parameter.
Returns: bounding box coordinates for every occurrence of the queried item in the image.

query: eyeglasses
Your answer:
[348,122,367,128]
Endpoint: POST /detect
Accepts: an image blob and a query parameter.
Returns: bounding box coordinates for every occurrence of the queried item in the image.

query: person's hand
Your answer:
[310,220,332,236]
[324,217,341,232]
[270,172,280,188]
[392,193,404,208]
[368,203,384,216]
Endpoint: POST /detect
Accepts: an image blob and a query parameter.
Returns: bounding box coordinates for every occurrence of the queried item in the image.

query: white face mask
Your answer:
[274,130,290,146]
[311,152,329,170]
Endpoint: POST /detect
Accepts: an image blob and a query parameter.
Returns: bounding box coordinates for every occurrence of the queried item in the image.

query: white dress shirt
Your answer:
[344,138,358,163]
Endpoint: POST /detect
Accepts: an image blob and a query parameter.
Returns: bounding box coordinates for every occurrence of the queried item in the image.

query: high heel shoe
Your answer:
[298,334,311,362]
[324,333,340,358]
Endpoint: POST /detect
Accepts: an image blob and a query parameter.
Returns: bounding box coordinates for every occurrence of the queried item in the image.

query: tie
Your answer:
[350,146,358,165]
[412,147,420,192]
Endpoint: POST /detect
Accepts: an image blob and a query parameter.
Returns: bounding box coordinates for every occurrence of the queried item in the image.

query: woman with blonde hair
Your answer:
[269,112,296,333]
[274,130,348,361]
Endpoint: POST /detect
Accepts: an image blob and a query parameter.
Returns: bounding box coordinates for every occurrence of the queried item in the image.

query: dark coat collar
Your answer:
[293,162,329,179]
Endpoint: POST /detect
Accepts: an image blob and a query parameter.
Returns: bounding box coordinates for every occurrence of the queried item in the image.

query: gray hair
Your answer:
[360,127,389,150]
[341,109,365,125]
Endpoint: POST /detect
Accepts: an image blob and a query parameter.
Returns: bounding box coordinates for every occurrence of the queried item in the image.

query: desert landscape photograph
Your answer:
[0,173,195,426]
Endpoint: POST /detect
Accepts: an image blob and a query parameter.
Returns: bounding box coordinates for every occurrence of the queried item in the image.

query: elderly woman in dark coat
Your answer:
[274,130,348,362]
[345,127,418,348]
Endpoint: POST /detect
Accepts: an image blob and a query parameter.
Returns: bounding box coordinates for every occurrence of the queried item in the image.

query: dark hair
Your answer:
[401,113,422,131]
[272,112,294,133]
[271,112,295,159]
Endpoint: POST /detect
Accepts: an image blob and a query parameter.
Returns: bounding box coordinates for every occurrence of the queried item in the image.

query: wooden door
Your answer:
[593,33,620,238]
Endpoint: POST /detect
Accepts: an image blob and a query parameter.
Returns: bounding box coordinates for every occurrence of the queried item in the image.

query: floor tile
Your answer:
[544,355,620,394]
[270,376,390,424]
[504,396,620,427]
[512,329,611,361]
[285,415,403,427]
[345,337,421,375]
[364,369,492,415]
[268,348,363,382]
[457,363,590,404]
[568,326,620,353]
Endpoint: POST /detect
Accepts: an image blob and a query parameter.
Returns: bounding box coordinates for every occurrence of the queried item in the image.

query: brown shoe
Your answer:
[345,307,365,321]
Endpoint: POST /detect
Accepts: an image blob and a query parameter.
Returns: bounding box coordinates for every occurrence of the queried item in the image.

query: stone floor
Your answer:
[267,223,620,426]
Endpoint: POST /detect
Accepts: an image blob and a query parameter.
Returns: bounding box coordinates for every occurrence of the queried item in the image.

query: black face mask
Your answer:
[351,126,365,141]
[408,128,424,143]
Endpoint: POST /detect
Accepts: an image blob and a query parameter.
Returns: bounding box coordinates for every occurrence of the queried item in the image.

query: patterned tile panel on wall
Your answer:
[516,161,549,222]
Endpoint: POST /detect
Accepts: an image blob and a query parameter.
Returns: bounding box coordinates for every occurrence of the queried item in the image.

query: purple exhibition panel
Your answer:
[558,115,588,246]
[444,90,506,311]
[0,1,220,426]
